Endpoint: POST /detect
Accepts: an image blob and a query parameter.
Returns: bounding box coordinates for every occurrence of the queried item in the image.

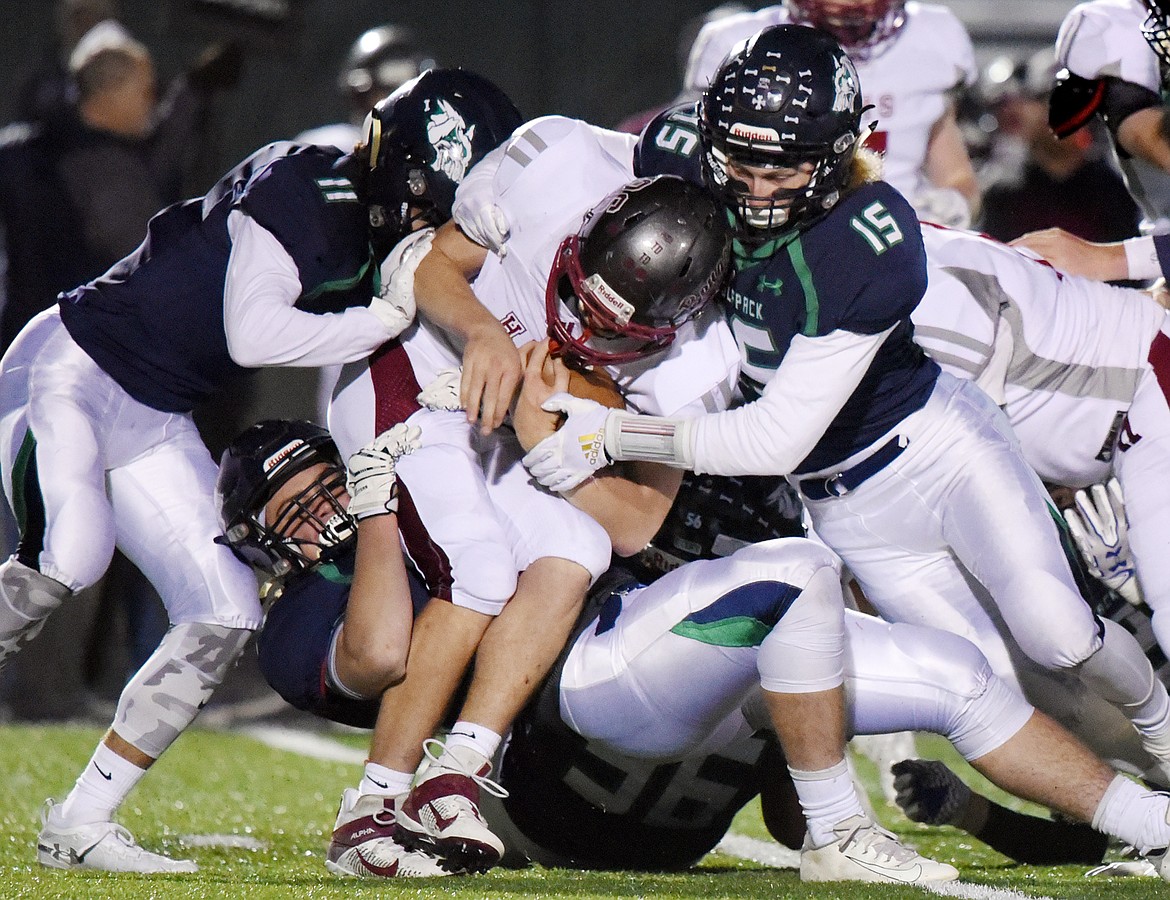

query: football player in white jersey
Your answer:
[327,163,738,873]
[681,0,979,226]
[0,69,519,875]
[912,223,1170,681]
[1050,0,1170,230]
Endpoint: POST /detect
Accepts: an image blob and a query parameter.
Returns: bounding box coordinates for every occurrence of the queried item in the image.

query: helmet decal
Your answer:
[425,97,476,183]
[832,55,860,112]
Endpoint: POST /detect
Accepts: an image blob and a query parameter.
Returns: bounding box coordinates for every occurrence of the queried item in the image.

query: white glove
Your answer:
[912,186,972,229]
[521,392,614,493]
[346,423,422,520]
[453,193,510,256]
[369,229,434,336]
[417,368,464,411]
[1063,478,1143,606]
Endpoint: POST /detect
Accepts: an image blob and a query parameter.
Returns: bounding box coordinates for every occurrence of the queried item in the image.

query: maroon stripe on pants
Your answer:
[370,339,423,432]
[367,343,452,600]
[1150,332,1170,408]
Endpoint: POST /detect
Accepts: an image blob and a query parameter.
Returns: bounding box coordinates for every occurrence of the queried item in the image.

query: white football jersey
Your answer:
[1057,0,1170,225]
[682,2,976,202]
[406,115,741,419]
[913,225,1166,486]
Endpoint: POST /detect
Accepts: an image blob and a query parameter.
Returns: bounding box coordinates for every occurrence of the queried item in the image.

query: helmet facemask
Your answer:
[1143,1,1170,72]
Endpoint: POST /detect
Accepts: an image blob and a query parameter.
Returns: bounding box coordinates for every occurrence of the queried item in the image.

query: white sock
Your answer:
[1091,773,1170,855]
[789,758,867,848]
[358,761,414,799]
[55,743,148,827]
[443,721,501,763]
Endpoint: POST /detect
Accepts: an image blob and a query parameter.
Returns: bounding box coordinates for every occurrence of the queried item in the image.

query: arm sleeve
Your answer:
[690,325,896,476]
[223,211,392,367]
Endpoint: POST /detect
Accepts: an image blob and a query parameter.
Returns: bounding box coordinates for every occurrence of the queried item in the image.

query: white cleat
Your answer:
[37,799,198,874]
[800,814,958,884]
[326,788,450,878]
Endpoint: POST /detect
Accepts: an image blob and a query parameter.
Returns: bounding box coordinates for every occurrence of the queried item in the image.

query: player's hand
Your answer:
[521,393,613,493]
[513,340,569,451]
[461,323,522,434]
[912,186,971,229]
[1062,478,1143,606]
[417,368,464,411]
[1010,228,1126,282]
[453,192,510,257]
[891,759,970,826]
[369,229,434,337]
[346,423,421,520]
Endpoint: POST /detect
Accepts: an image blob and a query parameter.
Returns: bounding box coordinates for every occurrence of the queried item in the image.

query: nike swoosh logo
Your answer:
[367,776,389,789]
[94,762,113,781]
[850,857,922,883]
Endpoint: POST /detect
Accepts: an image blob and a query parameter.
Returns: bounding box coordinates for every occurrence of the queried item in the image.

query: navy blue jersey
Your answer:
[493,569,773,870]
[637,109,938,471]
[634,103,704,186]
[256,549,431,729]
[727,182,938,470]
[58,142,375,413]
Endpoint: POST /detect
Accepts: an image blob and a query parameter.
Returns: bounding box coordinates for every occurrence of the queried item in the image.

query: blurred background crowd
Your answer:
[0,0,1153,725]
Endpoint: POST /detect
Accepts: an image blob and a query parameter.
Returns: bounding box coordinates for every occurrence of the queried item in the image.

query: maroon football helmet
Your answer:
[786,0,907,60]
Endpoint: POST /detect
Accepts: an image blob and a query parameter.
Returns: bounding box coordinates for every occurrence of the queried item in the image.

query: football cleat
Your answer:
[800,814,959,884]
[396,739,508,873]
[37,799,198,874]
[326,788,449,878]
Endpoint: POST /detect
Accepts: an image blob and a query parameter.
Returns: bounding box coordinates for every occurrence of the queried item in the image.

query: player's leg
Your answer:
[560,538,957,884]
[0,318,118,663]
[846,612,1170,869]
[1114,357,1170,655]
[394,435,611,872]
[37,422,257,874]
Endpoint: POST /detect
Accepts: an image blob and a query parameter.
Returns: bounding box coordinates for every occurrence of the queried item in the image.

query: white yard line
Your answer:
[238,724,366,764]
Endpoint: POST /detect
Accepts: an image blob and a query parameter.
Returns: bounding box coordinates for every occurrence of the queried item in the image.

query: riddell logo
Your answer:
[263,439,305,474]
[729,122,780,142]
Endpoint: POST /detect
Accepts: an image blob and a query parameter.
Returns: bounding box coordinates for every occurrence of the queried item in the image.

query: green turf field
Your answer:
[0,725,1163,899]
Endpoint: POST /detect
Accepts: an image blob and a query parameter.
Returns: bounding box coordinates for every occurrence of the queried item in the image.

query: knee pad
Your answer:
[1001,570,1101,670]
[112,622,252,759]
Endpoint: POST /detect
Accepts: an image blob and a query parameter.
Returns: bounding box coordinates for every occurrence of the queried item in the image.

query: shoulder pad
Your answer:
[1049,68,1107,137]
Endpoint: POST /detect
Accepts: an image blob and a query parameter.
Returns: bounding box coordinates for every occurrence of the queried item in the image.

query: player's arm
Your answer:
[513,340,680,552]
[332,514,415,697]
[333,424,421,698]
[1011,228,1167,284]
[922,102,979,220]
[223,212,404,368]
[1116,103,1170,171]
[413,218,521,434]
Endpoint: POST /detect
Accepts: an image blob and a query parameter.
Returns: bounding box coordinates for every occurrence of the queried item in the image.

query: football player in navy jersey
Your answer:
[0,67,520,874]
[519,23,1170,799]
[216,419,457,878]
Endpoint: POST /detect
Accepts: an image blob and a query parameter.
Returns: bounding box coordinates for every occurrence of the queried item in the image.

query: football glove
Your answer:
[369,228,434,337]
[453,193,510,256]
[521,393,613,492]
[912,186,972,229]
[346,423,422,520]
[417,368,464,411]
[891,759,971,827]
[1062,478,1143,606]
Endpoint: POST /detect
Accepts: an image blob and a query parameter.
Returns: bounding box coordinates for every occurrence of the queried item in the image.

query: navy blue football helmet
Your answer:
[699,25,866,240]
[216,420,355,578]
[362,67,522,256]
